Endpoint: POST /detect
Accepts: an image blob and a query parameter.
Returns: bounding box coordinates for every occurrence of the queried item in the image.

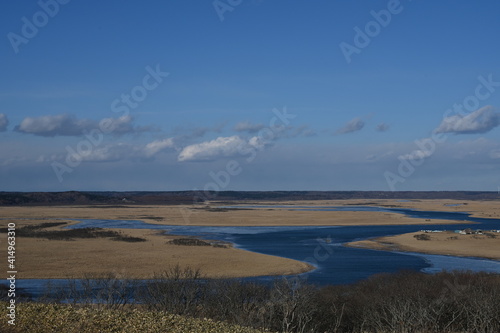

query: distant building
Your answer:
[463,228,473,235]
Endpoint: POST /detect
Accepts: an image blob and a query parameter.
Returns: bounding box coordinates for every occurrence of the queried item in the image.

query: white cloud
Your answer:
[335,117,365,135]
[177,123,316,162]
[79,138,176,162]
[434,105,499,134]
[16,114,94,136]
[143,138,175,158]
[0,114,9,132]
[178,136,250,162]
[36,137,176,164]
[248,135,269,150]
[101,115,133,135]
[15,114,156,137]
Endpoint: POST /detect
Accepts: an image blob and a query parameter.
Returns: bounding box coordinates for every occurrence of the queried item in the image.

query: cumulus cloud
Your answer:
[335,117,365,135]
[234,121,265,133]
[15,114,94,136]
[376,123,390,132]
[177,122,316,162]
[177,135,271,162]
[434,105,499,135]
[36,137,176,165]
[15,114,156,137]
[101,115,133,135]
[0,114,9,132]
[143,138,175,158]
[178,136,247,162]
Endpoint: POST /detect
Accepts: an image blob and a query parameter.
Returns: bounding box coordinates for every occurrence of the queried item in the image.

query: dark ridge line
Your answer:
[0,190,498,206]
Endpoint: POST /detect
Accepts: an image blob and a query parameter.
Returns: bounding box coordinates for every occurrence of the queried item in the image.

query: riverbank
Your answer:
[5,220,312,279]
[346,230,500,261]
[1,199,497,279]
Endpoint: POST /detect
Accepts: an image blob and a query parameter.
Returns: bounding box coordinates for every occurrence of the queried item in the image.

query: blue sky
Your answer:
[1,0,500,192]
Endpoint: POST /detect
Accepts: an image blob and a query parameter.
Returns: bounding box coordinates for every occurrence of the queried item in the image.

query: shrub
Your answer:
[414,233,431,241]
[7,222,146,242]
[18,268,500,333]
[170,238,211,246]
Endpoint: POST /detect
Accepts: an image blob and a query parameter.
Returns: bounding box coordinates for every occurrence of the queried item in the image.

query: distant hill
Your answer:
[0,191,498,206]
[0,191,196,206]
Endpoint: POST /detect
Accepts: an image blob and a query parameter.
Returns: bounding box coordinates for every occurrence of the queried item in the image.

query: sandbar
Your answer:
[347,230,500,260]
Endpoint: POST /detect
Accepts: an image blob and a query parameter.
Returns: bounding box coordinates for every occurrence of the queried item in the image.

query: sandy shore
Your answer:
[1,199,498,279]
[347,230,500,260]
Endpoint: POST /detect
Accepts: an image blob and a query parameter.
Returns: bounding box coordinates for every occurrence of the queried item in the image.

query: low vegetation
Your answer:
[0,222,146,242]
[0,302,267,333]
[170,238,211,246]
[414,233,431,240]
[170,237,228,248]
[10,268,496,333]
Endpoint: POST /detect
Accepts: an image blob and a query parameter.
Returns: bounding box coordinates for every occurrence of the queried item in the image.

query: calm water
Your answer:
[5,206,500,297]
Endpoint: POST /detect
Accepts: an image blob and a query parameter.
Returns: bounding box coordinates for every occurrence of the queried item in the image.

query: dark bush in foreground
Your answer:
[40,269,500,333]
[314,270,500,333]
[0,302,267,333]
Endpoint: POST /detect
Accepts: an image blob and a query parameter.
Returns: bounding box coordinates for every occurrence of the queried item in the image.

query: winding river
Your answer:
[4,205,500,297]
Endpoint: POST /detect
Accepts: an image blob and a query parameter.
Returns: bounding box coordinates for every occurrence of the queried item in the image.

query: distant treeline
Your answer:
[1,190,499,206]
[21,268,500,333]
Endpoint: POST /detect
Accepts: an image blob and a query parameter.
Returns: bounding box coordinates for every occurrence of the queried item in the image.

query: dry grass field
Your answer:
[3,220,311,279]
[347,230,500,260]
[1,199,486,226]
[1,199,498,279]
